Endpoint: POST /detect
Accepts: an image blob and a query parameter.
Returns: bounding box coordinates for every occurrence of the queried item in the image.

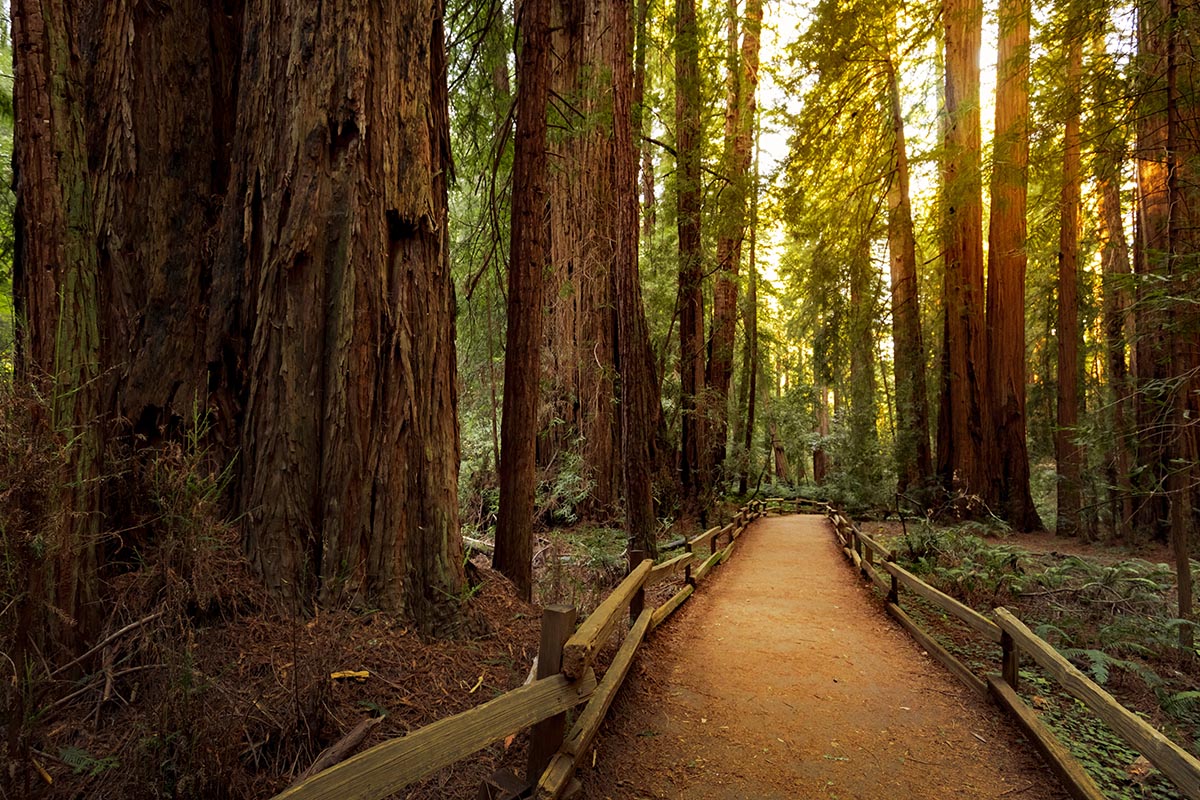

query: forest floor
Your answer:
[578,514,1068,799]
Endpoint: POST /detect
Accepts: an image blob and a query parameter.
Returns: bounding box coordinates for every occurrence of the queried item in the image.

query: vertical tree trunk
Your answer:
[11,0,103,648]
[676,0,706,507]
[1094,32,1136,539]
[1164,0,1194,650]
[884,45,933,500]
[708,0,762,488]
[611,0,659,558]
[1134,0,1172,542]
[542,1,621,514]
[633,0,656,238]
[737,141,760,497]
[227,0,466,627]
[15,0,467,634]
[985,0,1042,531]
[937,0,989,506]
[495,0,551,601]
[813,385,830,485]
[1055,38,1084,538]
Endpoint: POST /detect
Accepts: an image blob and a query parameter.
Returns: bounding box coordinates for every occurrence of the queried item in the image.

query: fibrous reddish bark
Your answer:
[1055,38,1085,538]
[985,0,1042,531]
[14,0,466,637]
[495,0,552,601]
[884,44,932,500]
[937,0,988,504]
[708,0,761,488]
[676,0,706,507]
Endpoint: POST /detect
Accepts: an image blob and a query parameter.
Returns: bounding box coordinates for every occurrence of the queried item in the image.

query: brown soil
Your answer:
[578,515,1070,800]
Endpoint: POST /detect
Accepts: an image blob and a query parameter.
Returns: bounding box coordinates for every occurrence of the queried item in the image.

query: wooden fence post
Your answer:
[629,549,646,622]
[887,554,899,605]
[526,605,577,783]
[1001,631,1019,692]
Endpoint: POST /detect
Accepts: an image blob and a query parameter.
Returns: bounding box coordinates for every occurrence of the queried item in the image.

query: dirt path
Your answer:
[579,514,1069,799]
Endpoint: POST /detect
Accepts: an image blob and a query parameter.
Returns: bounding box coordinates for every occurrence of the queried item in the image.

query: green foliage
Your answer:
[59,746,120,778]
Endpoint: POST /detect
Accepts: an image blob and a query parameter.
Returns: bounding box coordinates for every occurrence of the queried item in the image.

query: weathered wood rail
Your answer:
[825,507,1200,800]
[275,499,769,800]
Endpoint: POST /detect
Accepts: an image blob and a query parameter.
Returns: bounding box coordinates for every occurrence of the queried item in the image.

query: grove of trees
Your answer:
[1,0,1196,683]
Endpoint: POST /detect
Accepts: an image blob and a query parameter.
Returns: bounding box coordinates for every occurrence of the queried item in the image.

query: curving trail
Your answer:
[579,514,1069,799]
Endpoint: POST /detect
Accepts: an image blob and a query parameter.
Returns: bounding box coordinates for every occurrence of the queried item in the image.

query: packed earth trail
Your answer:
[579,514,1069,799]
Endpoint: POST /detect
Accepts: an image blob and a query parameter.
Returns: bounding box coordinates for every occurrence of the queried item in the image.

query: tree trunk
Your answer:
[813,384,830,485]
[495,0,552,601]
[541,0,620,514]
[1134,0,1173,542]
[1164,0,1195,650]
[676,0,705,507]
[736,140,760,497]
[611,0,659,559]
[985,0,1042,531]
[708,0,762,489]
[14,0,467,633]
[11,0,104,648]
[937,0,989,506]
[1055,38,1084,538]
[1093,32,1135,540]
[884,46,933,501]
[633,0,656,238]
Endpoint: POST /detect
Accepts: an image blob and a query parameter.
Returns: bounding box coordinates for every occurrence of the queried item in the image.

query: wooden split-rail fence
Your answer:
[824,507,1200,800]
[273,499,775,800]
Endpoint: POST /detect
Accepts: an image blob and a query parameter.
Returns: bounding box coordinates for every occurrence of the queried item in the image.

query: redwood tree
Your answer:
[13,0,467,638]
[985,0,1042,531]
[1055,37,1085,538]
[676,0,706,506]
[937,0,989,504]
[495,0,552,600]
[883,29,933,499]
[708,0,762,487]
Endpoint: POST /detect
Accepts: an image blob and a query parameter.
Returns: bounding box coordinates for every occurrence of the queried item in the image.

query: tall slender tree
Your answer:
[938,0,989,505]
[985,0,1042,530]
[494,0,552,600]
[676,0,706,507]
[1056,36,1085,538]
[709,0,762,487]
[883,23,933,499]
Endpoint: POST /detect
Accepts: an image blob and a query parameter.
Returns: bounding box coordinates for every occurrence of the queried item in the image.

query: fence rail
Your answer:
[824,506,1200,800]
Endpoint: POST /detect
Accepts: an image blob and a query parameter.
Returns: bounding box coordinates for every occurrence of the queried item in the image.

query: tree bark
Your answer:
[736,142,760,497]
[1055,38,1084,538]
[884,44,933,501]
[985,0,1042,531]
[15,0,467,634]
[676,0,706,508]
[495,0,552,601]
[708,0,761,489]
[611,0,659,558]
[1134,0,1173,542]
[937,0,989,506]
[1093,32,1135,540]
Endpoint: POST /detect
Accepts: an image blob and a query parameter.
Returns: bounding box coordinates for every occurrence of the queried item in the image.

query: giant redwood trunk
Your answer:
[985,0,1042,531]
[1055,38,1085,538]
[14,0,466,636]
[495,0,551,601]
[541,0,621,514]
[708,0,762,487]
[676,0,706,507]
[884,49,932,500]
[937,0,989,505]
